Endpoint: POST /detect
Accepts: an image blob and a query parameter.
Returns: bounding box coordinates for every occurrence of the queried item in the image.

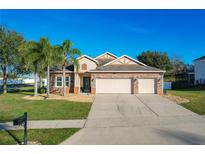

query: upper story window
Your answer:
[82,63,87,70]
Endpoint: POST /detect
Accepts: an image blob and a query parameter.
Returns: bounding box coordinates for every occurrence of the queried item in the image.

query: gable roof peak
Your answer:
[94,52,117,59]
[77,55,98,64]
[103,55,147,66]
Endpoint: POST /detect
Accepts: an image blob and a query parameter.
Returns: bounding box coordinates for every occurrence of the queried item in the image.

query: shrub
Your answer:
[38,86,46,94]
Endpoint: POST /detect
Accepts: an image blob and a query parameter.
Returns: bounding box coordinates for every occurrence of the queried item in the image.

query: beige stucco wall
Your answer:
[77,57,97,73]
[74,73,80,87]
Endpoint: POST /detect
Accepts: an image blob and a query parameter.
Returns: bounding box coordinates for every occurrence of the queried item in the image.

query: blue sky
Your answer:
[0,9,205,64]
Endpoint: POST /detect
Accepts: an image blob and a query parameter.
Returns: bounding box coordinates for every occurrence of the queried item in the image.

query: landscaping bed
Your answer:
[167,87,205,115]
[163,93,190,104]
[24,93,95,102]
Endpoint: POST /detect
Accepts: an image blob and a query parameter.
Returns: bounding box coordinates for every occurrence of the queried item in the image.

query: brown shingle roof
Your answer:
[90,64,164,72]
[50,64,74,72]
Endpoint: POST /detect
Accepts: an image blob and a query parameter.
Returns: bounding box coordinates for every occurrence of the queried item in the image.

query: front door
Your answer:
[83,77,91,93]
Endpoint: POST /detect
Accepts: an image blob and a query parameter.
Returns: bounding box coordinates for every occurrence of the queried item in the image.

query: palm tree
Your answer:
[18,41,45,96]
[38,65,46,87]
[37,38,63,98]
[61,40,81,96]
[39,38,53,98]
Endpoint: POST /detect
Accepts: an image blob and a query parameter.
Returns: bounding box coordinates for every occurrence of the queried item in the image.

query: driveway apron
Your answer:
[137,94,197,116]
[61,94,205,145]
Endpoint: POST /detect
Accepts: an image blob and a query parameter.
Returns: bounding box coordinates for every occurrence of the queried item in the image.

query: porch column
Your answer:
[74,73,80,94]
[91,74,96,94]
[157,73,164,95]
[133,77,138,94]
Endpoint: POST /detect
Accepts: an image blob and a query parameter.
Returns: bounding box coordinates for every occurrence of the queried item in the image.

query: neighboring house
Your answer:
[50,52,165,95]
[194,56,205,84]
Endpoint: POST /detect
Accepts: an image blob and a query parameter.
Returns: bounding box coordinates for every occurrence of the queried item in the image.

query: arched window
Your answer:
[82,63,87,70]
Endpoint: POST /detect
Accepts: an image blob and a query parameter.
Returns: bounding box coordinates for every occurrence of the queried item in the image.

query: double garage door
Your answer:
[96,78,156,94]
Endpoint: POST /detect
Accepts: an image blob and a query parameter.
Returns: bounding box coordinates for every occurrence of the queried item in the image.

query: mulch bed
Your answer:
[163,93,190,104]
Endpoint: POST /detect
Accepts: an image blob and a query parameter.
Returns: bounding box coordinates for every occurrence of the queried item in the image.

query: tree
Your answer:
[60,40,81,96]
[38,64,46,87]
[137,51,173,71]
[39,38,53,98]
[167,56,194,75]
[186,64,194,72]
[18,41,45,96]
[169,57,186,75]
[0,26,24,94]
[40,38,63,98]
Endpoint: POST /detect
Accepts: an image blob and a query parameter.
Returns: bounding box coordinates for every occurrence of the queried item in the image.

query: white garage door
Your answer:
[138,79,156,94]
[96,79,131,93]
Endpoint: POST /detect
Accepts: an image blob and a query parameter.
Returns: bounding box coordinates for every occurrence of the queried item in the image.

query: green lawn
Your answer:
[0,128,79,145]
[0,87,91,122]
[167,87,205,115]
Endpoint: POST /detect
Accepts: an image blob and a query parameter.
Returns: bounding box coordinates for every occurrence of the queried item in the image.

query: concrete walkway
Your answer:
[0,120,86,130]
[61,94,205,145]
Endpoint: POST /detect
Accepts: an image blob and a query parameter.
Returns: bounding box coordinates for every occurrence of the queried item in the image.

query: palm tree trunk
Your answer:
[63,65,66,96]
[3,66,7,94]
[34,71,38,96]
[47,66,50,98]
[40,76,43,87]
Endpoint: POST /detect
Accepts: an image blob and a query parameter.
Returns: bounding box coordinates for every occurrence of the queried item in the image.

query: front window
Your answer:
[55,76,70,87]
[65,76,70,86]
[56,76,62,87]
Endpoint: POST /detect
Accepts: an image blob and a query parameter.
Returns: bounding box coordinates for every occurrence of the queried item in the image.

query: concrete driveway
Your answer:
[61,94,205,145]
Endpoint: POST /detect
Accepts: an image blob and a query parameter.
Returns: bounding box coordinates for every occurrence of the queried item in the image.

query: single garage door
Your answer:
[96,79,131,93]
[138,79,156,94]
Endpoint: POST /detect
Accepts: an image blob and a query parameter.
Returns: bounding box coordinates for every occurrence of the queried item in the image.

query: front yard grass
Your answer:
[167,87,205,115]
[0,128,79,145]
[0,87,92,122]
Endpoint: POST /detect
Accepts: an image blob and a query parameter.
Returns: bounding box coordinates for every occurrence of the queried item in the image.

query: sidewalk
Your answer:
[0,120,86,130]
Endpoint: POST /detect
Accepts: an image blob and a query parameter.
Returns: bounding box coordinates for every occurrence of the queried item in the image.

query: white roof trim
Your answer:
[88,70,165,73]
[94,52,118,59]
[77,55,98,64]
[103,55,147,66]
